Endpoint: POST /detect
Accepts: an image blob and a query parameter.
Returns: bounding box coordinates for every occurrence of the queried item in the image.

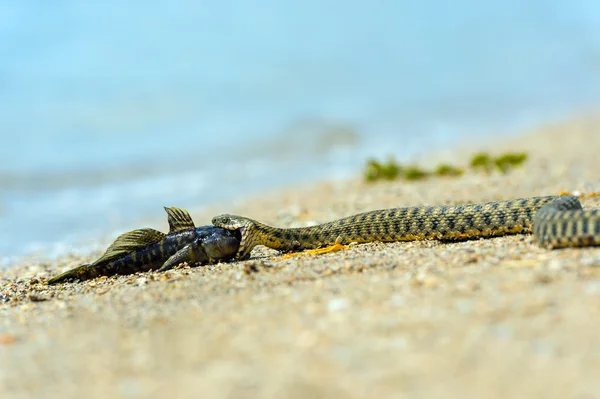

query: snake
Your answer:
[212,195,600,260]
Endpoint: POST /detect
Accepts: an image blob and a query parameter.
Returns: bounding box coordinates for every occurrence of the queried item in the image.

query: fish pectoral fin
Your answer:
[95,228,166,265]
[157,243,195,272]
[164,206,196,233]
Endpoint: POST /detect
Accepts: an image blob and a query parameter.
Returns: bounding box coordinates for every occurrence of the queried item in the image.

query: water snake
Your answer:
[212,195,600,260]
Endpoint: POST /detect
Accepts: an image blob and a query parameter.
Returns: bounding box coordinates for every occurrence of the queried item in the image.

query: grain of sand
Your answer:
[2,113,600,399]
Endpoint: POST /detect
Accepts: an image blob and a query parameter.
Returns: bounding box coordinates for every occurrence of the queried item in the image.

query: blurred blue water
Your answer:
[2,1,600,261]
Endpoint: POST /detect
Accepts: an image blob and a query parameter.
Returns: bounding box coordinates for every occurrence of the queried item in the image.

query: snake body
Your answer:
[212,195,600,260]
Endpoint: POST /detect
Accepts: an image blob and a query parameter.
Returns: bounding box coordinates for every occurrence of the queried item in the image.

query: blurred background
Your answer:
[2,0,600,262]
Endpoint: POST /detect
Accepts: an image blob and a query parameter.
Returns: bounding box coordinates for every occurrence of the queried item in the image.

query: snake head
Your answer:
[211,214,258,260]
[212,214,253,230]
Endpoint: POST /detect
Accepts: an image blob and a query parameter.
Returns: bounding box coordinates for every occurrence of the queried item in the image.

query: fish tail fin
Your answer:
[47,264,93,285]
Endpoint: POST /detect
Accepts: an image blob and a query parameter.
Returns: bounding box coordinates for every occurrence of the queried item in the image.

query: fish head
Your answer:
[200,227,241,260]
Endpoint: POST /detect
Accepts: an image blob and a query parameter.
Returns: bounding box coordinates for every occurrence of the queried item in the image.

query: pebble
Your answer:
[584,281,600,295]
[327,298,349,312]
[456,299,475,314]
[581,256,600,267]
[390,295,405,307]
[0,333,17,345]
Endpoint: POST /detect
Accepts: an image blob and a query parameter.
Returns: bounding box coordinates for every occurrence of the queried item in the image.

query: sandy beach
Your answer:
[2,113,600,399]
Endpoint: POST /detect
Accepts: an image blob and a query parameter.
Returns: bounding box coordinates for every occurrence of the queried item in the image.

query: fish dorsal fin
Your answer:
[92,228,166,265]
[164,206,196,233]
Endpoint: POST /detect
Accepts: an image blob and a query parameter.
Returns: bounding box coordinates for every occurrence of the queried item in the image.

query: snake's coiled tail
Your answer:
[532,196,600,248]
[212,196,600,260]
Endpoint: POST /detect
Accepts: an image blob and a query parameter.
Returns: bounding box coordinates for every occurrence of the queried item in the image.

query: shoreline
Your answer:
[2,112,600,398]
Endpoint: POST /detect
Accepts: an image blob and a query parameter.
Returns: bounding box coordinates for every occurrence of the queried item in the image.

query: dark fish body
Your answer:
[99,229,197,276]
[48,207,241,285]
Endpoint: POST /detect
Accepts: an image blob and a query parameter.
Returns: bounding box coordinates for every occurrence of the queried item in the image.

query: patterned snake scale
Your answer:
[212,195,600,260]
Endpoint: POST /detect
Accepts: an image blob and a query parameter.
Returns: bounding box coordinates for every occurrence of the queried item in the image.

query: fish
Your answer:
[47,206,241,285]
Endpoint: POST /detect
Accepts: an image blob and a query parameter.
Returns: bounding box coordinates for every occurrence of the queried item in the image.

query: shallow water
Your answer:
[2,1,600,261]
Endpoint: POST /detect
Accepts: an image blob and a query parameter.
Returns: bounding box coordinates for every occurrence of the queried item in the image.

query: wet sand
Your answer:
[2,113,600,399]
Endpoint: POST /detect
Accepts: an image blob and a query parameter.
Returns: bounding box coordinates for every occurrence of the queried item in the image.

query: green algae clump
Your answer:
[434,164,464,177]
[364,151,528,182]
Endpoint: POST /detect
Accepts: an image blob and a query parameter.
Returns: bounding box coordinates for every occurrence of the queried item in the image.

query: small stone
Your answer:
[535,272,554,284]
[96,287,112,295]
[0,333,17,345]
[327,298,349,312]
[581,257,600,267]
[28,293,49,302]
[136,277,148,286]
[500,259,539,268]
[584,281,600,295]
[20,303,36,311]
[548,259,566,271]
[390,295,405,307]
[296,331,318,348]
[456,299,475,314]
[243,262,260,275]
